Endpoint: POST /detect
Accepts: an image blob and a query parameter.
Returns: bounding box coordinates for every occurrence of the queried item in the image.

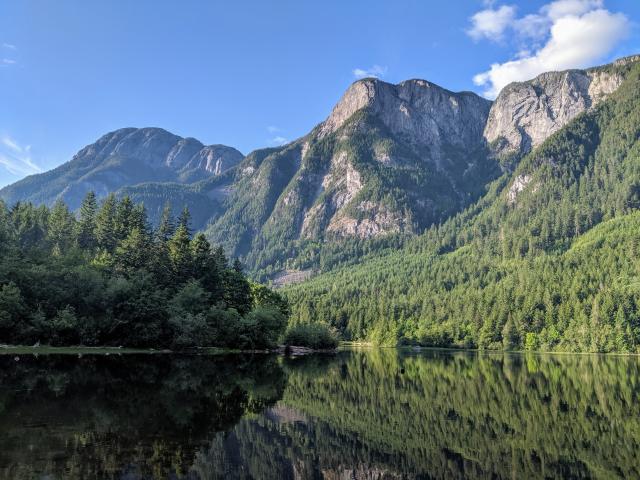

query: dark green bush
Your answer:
[283,323,339,349]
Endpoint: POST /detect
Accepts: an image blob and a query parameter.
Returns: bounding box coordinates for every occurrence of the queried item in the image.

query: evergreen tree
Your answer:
[192,233,223,300]
[114,196,135,242]
[177,206,192,235]
[168,224,193,283]
[131,203,150,235]
[114,227,151,275]
[224,267,253,315]
[77,191,98,250]
[0,196,287,349]
[156,202,175,242]
[47,200,75,254]
[502,317,519,351]
[95,194,118,252]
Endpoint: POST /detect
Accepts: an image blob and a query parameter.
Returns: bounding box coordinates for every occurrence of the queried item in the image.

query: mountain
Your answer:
[0,127,243,211]
[205,56,637,278]
[285,56,640,352]
[205,79,498,276]
[485,55,639,166]
[1,55,637,283]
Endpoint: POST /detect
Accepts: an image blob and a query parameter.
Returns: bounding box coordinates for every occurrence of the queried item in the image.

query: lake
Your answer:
[1,348,639,479]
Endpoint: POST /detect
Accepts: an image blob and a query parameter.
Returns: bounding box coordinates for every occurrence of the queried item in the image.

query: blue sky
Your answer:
[1,0,639,188]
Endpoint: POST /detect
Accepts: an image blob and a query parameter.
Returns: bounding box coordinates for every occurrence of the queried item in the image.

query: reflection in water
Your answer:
[1,350,640,479]
[0,354,286,479]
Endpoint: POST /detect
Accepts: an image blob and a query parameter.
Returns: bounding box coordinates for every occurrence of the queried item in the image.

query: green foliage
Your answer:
[283,322,339,349]
[204,105,499,281]
[0,354,286,478]
[285,61,640,353]
[251,282,290,317]
[276,350,640,479]
[0,193,288,349]
[239,307,288,349]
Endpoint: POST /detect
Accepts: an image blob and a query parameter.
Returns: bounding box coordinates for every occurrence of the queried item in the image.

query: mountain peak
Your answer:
[485,55,640,159]
[0,127,243,210]
[319,77,491,139]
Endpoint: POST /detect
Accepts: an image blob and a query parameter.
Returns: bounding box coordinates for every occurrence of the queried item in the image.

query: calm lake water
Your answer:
[1,348,639,479]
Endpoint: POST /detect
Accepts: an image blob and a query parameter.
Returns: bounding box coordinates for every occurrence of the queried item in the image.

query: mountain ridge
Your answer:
[284,58,640,351]
[1,54,638,281]
[0,127,243,211]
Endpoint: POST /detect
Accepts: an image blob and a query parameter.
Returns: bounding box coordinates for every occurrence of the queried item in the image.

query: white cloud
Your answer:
[514,13,549,41]
[268,136,288,146]
[267,125,281,133]
[0,135,42,176]
[2,43,16,50]
[352,65,388,79]
[542,0,603,20]
[1,58,16,66]
[467,5,517,41]
[471,0,630,98]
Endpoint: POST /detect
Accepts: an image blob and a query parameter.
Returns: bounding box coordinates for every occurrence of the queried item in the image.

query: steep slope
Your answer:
[116,168,236,229]
[485,54,640,166]
[0,127,243,210]
[286,59,640,353]
[208,57,638,278]
[206,79,497,276]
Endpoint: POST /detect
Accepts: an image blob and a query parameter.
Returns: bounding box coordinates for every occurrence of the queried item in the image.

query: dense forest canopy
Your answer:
[0,193,288,349]
[285,62,640,353]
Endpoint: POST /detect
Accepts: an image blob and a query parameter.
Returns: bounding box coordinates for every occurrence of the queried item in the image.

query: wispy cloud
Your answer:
[1,43,17,66]
[268,136,288,146]
[352,65,388,79]
[0,135,42,176]
[267,125,281,134]
[469,0,630,98]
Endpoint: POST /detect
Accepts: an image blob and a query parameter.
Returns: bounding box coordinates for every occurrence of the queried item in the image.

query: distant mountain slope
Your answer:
[0,127,243,210]
[285,59,640,352]
[116,169,236,229]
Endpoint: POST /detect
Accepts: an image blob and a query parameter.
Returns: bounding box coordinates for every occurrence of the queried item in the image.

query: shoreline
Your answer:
[0,345,339,356]
[2,344,639,357]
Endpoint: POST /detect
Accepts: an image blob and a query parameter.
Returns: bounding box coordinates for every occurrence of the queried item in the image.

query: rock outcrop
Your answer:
[2,55,638,277]
[321,78,491,168]
[484,55,640,161]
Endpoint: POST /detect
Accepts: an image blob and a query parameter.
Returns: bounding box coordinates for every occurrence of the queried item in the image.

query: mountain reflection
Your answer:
[2,350,640,479]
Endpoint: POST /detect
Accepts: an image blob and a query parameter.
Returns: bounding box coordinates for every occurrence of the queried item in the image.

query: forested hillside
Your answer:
[0,193,288,349]
[285,61,640,353]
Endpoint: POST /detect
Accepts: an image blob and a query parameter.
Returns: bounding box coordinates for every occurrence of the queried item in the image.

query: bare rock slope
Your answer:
[484,55,640,161]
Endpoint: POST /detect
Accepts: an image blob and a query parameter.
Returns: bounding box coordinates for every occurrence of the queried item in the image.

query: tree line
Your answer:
[0,192,289,349]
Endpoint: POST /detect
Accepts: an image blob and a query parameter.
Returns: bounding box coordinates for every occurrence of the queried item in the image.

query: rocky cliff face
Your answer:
[205,78,497,270]
[321,78,491,166]
[0,127,243,210]
[484,55,640,163]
